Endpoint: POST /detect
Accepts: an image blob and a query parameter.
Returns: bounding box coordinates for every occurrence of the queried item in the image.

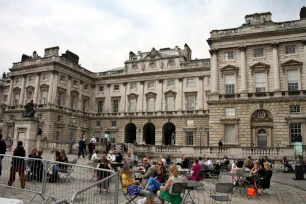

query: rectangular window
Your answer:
[113,99,119,112]
[166,96,174,111]
[225,108,235,116]
[186,95,195,111]
[224,51,234,60]
[69,131,75,142]
[14,93,20,106]
[57,92,64,106]
[186,78,195,87]
[97,101,103,113]
[290,105,300,114]
[224,125,235,144]
[71,95,77,109]
[253,48,264,58]
[114,85,120,91]
[57,115,63,122]
[186,132,194,145]
[99,86,104,92]
[73,80,78,86]
[83,99,87,112]
[129,98,136,112]
[287,70,299,91]
[290,124,302,143]
[255,72,266,92]
[130,83,137,90]
[167,80,175,87]
[8,126,14,138]
[60,75,66,81]
[148,82,155,89]
[111,121,116,126]
[28,75,34,82]
[96,120,101,127]
[84,84,88,90]
[41,91,47,104]
[56,128,61,141]
[285,45,296,55]
[225,74,235,95]
[3,95,7,102]
[43,73,48,80]
[147,97,155,112]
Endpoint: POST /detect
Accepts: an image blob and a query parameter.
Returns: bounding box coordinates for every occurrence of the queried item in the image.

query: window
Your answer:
[111,121,116,126]
[84,84,88,90]
[148,82,155,89]
[224,51,234,60]
[285,45,296,55]
[147,97,155,112]
[73,80,77,86]
[166,96,174,111]
[255,72,266,92]
[15,77,21,84]
[114,85,120,91]
[186,95,195,111]
[253,48,264,58]
[71,95,77,109]
[96,120,101,127]
[287,70,299,91]
[129,98,137,112]
[26,89,33,102]
[83,99,87,112]
[28,75,34,82]
[57,92,64,106]
[130,83,137,90]
[69,131,75,142]
[43,73,48,80]
[55,128,62,141]
[187,78,195,87]
[8,126,14,138]
[113,99,119,112]
[57,115,63,122]
[14,93,20,106]
[60,75,66,81]
[186,132,194,145]
[225,108,235,116]
[224,74,235,95]
[3,95,7,102]
[97,101,103,113]
[224,125,235,144]
[99,85,104,92]
[41,90,47,104]
[290,105,300,114]
[290,124,302,143]
[167,80,175,87]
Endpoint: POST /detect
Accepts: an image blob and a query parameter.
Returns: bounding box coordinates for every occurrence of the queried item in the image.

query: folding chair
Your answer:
[210,183,234,204]
[60,159,77,182]
[165,182,187,204]
[207,164,222,183]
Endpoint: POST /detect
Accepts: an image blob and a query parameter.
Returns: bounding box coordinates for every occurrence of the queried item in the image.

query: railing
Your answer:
[242,147,280,156]
[154,146,181,153]
[277,20,301,29]
[0,154,117,203]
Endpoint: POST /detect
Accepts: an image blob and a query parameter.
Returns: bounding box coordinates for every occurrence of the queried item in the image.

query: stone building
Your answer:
[207,11,306,148]
[1,45,211,152]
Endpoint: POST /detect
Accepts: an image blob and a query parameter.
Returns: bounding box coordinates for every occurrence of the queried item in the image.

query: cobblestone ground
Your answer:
[0,153,305,204]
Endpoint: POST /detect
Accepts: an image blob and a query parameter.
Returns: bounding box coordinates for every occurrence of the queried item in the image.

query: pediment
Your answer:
[281,59,303,67]
[220,65,239,72]
[127,93,138,99]
[13,87,21,91]
[250,62,270,69]
[26,85,35,90]
[145,92,157,97]
[144,48,161,59]
[164,90,177,95]
[40,83,49,88]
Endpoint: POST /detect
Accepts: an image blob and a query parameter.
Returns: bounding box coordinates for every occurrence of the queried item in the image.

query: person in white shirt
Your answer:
[91,150,100,162]
[204,157,213,170]
[107,150,116,162]
[90,137,97,144]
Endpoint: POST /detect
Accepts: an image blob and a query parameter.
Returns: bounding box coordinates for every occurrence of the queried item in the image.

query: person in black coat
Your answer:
[257,162,273,189]
[88,141,94,161]
[78,138,85,159]
[8,141,26,188]
[0,133,7,176]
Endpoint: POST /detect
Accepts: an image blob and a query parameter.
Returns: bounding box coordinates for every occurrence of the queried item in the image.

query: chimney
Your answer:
[300,6,306,19]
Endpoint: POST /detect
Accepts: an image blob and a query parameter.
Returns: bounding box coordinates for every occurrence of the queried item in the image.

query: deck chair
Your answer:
[164,182,187,204]
[60,159,77,182]
[120,176,140,204]
[210,183,234,204]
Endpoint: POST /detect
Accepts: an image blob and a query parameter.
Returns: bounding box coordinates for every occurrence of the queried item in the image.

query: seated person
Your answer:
[245,156,253,170]
[231,160,244,185]
[166,155,172,165]
[107,150,116,162]
[33,150,44,181]
[141,160,157,186]
[121,165,154,204]
[144,160,167,193]
[91,150,100,162]
[256,162,272,189]
[52,150,68,179]
[203,157,213,170]
[250,161,261,175]
[131,153,139,166]
[188,158,203,181]
[264,156,273,168]
[137,158,151,172]
[283,156,293,172]
[157,164,183,204]
[222,156,230,170]
[177,155,190,169]
[115,152,123,163]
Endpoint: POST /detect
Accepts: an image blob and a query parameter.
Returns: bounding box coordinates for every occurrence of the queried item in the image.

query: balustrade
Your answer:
[242,147,280,156]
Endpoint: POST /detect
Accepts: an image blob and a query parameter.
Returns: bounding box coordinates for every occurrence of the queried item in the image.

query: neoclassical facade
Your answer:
[1,9,306,156]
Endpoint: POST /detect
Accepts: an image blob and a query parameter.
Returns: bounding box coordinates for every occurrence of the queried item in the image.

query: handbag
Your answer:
[247,178,257,197]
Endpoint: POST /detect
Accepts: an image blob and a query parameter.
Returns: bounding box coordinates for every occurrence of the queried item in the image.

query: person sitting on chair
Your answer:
[256,162,272,190]
[137,158,151,172]
[177,155,190,169]
[282,156,293,172]
[91,150,100,162]
[188,158,203,181]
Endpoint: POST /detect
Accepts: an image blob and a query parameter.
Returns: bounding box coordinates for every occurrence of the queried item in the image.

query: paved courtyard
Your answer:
[0,151,305,204]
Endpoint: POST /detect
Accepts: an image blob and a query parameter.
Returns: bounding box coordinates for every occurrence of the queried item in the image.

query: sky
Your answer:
[0,0,305,74]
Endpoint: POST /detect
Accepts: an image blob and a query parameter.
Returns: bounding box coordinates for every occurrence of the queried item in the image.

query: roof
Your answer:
[105,67,124,72]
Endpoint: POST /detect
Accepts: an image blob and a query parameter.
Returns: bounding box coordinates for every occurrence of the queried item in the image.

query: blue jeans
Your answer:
[147,177,164,194]
[52,165,66,176]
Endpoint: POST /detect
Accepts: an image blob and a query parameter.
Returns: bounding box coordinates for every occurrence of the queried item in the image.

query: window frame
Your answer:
[284,44,297,55]
[130,83,137,90]
[99,85,104,92]
[253,48,264,58]
[167,80,175,88]
[112,99,119,112]
[129,98,137,112]
[224,124,236,144]
[224,51,234,61]
[186,78,195,87]
[289,123,302,143]
[290,105,301,114]
[114,84,120,91]
[186,95,196,111]
[147,81,155,90]
[287,69,299,92]
[186,132,194,146]
[147,97,155,112]
[225,108,235,117]
[224,74,236,95]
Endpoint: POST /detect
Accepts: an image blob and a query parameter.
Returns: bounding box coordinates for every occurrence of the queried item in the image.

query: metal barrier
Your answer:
[0,154,118,204]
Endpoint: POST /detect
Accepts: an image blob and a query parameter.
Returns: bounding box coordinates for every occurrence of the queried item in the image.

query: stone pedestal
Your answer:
[13,118,44,154]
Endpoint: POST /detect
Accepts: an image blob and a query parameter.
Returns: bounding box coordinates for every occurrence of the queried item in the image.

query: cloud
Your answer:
[0,0,304,74]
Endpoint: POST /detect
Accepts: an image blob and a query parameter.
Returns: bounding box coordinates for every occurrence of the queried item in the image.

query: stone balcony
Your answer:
[133,144,306,161]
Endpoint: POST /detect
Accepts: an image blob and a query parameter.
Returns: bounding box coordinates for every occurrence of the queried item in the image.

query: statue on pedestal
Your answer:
[23,100,36,118]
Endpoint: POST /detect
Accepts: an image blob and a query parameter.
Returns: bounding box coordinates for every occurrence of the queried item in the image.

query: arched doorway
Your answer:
[162,123,176,145]
[125,123,136,143]
[257,129,267,148]
[143,123,155,145]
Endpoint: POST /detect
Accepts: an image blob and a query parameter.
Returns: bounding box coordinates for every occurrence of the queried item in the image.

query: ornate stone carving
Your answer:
[198,76,204,80]
[149,62,156,69]
[271,42,279,48]
[168,60,175,67]
[209,49,218,55]
[123,82,128,86]
[239,46,247,51]
[178,77,184,82]
[158,79,163,83]
[132,64,138,70]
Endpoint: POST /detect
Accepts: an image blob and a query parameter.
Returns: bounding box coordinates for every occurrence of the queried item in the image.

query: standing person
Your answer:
[0,133,7,176]
[218,139,223,147]
[96,157,112,192]
[28,148,38,180]
[78,138,85,159]
[83,138,87,156]
[8,141,26,188]
[88,141,94,161]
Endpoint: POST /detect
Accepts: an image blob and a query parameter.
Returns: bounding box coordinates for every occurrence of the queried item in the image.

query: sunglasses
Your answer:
[158,163,163,165]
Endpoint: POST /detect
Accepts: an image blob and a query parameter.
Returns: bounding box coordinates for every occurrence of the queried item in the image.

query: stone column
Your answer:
[240,46,248,97]
[78,81,83,110]
[178,77,184,111]
[159,79,164,112]
[123,82,127,113]
[138,81,144,112]
[272,43,281,95]
[89,85,95,112]
[19,75,26,106]
[107,84,111,113]
[303,41,306,90]
[47,73,54,104]
[140,81,145,113]
[7,76,14,106]
[33,73,40,104]
[198,76,204,110]
[66,76,72,107]
[210,49,218,93]
[51,72,58,104]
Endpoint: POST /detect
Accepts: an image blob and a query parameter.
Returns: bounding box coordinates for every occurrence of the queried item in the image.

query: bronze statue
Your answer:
[23,100,36,117]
